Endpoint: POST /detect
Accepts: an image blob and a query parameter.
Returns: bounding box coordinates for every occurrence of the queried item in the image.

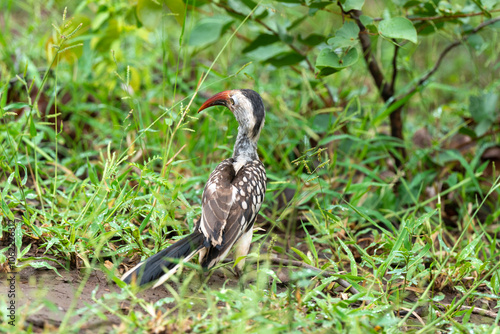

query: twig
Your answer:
[372,9,500,22]
[348,8,405,165]
[395,16,500,104]
[164,143,186,169]
[390,39,399,94]
[401,307,426,326]
[349,9,392,101]
[437,303,498,319]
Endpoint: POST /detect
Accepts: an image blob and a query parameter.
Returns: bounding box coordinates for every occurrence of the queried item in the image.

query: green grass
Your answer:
[1,1,500,333]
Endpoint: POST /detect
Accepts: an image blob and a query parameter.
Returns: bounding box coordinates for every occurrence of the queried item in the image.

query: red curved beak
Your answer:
[198,91,231,113]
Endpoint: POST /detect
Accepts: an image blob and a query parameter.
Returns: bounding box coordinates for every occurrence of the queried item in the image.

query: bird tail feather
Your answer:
[121,231,205,287]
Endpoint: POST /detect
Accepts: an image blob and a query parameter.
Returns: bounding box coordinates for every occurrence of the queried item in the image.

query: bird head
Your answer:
[198,89,265,141]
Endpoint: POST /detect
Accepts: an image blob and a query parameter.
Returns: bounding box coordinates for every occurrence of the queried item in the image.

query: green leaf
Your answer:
[315,47,359,77]
[337,238,357,276]
[139,209,154,233]
[163,0,186,26]
[3,172,14,197]
[240,0,258,10]
[233,255,247,268]
[379,17,418,43]
[327,21,359,49]
[0,82,8,109]
[302,220,318,265]
[431,292,445,302]
[15,222,22,255]
[243,34,280,53]
[87,159,98,184]
[298,33,324,47]
[45,237,58,252]
[263,51,305,67]
[28,261,63,277]
[470,91,497,136]
[91,12,110,30]
[136,0,162,31]
[259,268,282,283]
[467,34,487,54]
[457,234,482,262]
[462,305,474,324]
[458,126,477,138]
[359,15,373,27]
[492,270,500,294]
[188,17,233,47]
[16,164,28,186]
[475,119,492,137]
[291,247,312,265]
[303,276,337,303]
[20,244,32,257]
[379,220,407,277]
[340,0,365,11]
[136,0,186,28]
[408,243,431,268]
[29,116,37,137]
[1,194,14,220]
[3,102,30,111]
[360,15,378,34]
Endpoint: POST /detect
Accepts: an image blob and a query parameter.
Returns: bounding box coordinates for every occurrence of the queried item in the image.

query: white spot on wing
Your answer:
[207,182,217,194]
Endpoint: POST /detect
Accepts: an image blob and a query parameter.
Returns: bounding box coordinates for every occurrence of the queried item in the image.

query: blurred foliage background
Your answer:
[1,0,500,332]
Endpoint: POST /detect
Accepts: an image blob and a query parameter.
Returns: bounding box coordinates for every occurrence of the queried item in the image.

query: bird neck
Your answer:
[233,127,258,162]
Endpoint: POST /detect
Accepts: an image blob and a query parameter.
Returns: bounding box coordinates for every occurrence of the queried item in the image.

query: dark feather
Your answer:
[122,231,205,286]
[240,89,265,138]
[200,159,235,247]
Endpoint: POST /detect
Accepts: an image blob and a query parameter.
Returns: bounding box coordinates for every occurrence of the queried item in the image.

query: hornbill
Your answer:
[121,89,266,288]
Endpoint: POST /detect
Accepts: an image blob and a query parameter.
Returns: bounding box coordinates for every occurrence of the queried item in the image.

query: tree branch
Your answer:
[437,303,498,319]
[349,9,392,101]
[390,40,399,94]
[395,16,500,104]
[372,9,500,22]
[347,7,405,165]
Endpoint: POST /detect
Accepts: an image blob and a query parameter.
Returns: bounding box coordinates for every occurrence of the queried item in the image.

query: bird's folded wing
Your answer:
[199,159,266,250]
[200,160,267,268]
[200,159,236,247]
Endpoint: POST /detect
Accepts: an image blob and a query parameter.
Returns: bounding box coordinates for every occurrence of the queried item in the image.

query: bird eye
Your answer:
[229,97,235,105]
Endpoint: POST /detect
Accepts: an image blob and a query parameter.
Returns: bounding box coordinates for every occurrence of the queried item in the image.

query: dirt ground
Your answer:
[0,233,496,332]
[1,264,244,333]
